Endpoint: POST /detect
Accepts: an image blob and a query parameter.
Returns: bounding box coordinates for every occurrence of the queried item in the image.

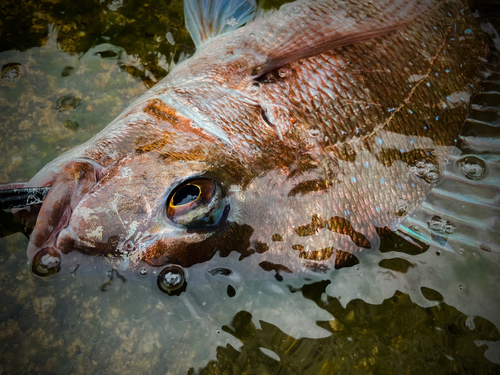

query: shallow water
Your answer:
[1,0,500,374]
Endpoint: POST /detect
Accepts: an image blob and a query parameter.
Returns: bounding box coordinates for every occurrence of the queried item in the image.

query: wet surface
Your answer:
[1,0,500,374]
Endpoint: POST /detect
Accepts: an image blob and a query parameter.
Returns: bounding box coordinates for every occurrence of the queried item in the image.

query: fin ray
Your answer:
[185,0,257,48]
[237,0,437,75]
[399,64,500,254]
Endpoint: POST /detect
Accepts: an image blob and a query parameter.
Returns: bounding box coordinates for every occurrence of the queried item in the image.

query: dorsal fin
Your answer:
[183,0,437,77]
[240,0,437,75]
[184,0,257,48]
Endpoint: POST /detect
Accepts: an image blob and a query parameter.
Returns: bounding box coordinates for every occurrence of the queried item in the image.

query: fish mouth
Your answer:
[22,159,103,276]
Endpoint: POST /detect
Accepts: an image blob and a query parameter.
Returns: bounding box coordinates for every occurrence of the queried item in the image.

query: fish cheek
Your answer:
[142,238,219,268]
[140,222,255,268]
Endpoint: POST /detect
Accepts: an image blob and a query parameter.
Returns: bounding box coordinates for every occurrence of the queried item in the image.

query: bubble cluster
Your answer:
[1,63,21,82]
[427,215,456,234]
[409,158,439,183]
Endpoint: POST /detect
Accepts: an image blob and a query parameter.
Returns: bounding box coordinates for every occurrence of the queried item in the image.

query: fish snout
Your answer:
[26,160,102,276]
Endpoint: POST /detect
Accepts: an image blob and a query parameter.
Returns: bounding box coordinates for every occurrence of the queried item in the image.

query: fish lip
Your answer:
[48,223,125,260]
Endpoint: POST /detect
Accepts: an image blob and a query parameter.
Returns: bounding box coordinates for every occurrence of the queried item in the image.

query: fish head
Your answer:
[22,105,261,274]
[56,152,238,268]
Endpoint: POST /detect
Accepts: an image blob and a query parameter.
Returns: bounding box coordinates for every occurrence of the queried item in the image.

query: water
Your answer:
[1,0,500,374]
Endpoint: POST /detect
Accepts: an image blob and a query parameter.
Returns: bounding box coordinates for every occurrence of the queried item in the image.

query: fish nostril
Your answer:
[123,240,136,251]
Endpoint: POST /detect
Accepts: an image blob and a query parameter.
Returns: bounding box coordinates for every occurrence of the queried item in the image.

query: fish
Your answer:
[15,0,490,281]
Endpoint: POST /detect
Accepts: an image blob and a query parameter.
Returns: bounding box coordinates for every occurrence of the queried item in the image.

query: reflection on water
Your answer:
[1,0,500,374]
[201,286,500,374]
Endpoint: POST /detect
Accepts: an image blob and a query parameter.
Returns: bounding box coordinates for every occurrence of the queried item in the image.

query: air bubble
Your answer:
[32,248,61,277]
[458,156,486,180]
[249,33,255,37]
[425,170,439,183]
[157,265,186,295]
[278,68,288,78]
[139,268,147,276]
[166,32,175,45]
[443,222,456,234]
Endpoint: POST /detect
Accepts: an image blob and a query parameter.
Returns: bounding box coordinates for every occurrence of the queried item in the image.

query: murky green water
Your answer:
[1,0,500,374]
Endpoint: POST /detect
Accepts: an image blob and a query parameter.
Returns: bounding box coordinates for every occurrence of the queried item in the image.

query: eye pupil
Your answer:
[167,178,226,229]
[172,184,200,206]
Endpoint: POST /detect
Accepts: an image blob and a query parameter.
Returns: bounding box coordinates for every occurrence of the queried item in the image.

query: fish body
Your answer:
[19,0,488,276]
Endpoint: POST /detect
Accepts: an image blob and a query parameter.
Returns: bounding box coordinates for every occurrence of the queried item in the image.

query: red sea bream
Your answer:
[16,0,489,278]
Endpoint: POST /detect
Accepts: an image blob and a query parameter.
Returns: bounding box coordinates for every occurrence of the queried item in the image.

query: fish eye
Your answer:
[167,178,226,229]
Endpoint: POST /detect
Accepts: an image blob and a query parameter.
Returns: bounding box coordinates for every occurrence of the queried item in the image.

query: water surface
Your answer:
[1,0,500,374]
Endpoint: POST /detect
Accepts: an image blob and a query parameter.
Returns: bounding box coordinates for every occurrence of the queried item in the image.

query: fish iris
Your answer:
[167,179,224,229]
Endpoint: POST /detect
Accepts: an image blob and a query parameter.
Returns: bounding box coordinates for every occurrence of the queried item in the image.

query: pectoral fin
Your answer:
[397,70,500,254]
